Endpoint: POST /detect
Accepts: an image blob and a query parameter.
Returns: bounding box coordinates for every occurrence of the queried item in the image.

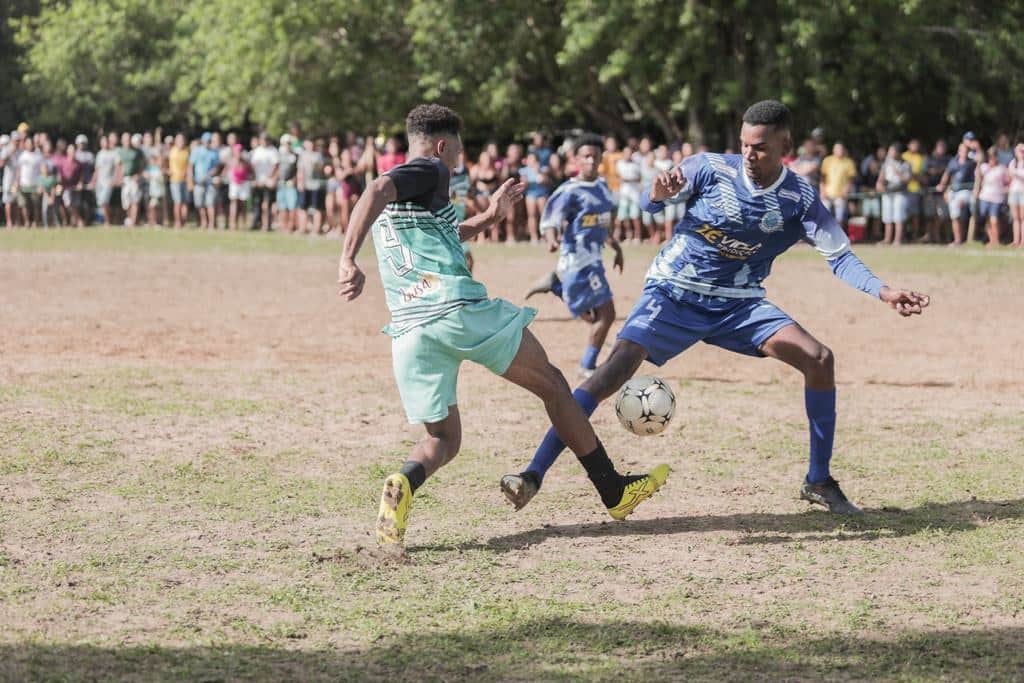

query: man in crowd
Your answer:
[820,142,857,228]
[902,139,926,240]
[791,138,822,186]
[859,146,885,240]
[92,133,119,225]
[117,132,146,227]
[297,137,326,234]
[923,140,951,243]
[74,135,95,224]
[598,136,624,238]
[936,142,976,246]
[615,138,642,241]
[274,134,300,233]
[14,137,44,227]
[189,132,221,230]
[167,133,190,228]
[251,132,279,231]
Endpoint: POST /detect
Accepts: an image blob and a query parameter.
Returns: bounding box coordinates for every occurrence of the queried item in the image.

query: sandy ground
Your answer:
[1,233,1023,681]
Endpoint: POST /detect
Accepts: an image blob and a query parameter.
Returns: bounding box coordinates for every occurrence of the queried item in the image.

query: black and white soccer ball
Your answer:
[614,376,676,436]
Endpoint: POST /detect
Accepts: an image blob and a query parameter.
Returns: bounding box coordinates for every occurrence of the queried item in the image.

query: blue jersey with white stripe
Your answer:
[541,178,615,277]
[647,153,851,299]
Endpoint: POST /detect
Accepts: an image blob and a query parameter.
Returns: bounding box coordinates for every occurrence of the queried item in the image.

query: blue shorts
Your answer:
[555,265,613,317]
[977,200,1005,221]
[277,185,299,211]
[193,182,216,209]
[617,284,795,364]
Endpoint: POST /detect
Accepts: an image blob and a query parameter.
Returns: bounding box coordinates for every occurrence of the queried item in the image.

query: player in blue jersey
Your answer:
[524,135,624,378]
[501,100,930,515]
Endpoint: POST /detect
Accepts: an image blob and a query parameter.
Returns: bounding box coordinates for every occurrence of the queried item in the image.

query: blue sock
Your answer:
[580,345,600,370]
[525,388,598,485]
[805,388,837,484]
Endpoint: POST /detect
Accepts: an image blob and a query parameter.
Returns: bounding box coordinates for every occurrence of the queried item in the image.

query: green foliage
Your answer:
[15,0,184,131]
[9,0,1024,146]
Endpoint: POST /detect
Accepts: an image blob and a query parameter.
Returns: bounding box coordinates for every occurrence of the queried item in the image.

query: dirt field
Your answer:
[2,229,1023,681]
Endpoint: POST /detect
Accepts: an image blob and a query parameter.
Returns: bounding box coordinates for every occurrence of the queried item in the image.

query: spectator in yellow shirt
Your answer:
[820,142,857,227]
[902,138,926,238]
[167,134,190,229]
[598,135,624,238]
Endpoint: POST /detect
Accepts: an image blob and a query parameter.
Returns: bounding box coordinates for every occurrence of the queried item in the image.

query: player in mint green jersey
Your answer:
[338,105,669,551]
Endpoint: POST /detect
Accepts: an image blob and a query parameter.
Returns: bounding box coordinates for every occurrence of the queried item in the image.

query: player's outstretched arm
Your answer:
[458,177,524,242]
[337,175,397,301]
[805,193,931,317]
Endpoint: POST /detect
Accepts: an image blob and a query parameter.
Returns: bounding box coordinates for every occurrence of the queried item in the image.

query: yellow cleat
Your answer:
[607,464,670,521]
[376,473,412,547]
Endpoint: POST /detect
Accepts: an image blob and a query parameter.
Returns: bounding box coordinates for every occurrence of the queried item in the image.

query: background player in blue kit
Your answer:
[501,100,930,515]
[524,135,624,378]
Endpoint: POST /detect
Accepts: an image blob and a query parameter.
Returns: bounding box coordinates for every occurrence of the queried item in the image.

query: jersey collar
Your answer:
[741,164,788,195]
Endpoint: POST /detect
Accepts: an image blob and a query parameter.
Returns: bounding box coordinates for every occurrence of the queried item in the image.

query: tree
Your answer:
[15,0,185,132]
[0,0,40,132]
[171,0,418,135]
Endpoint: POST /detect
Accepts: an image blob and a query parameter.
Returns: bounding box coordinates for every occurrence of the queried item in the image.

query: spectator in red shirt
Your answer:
[57,143,84,227]
[375,136,406,175]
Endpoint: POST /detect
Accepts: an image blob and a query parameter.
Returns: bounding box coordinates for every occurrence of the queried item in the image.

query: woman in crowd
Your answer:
[334,147,362,235]
[975,145,1010,247]
[471,150,501,242]
[227,143,252,231]
[1007,143,1024,248]
[144,150,165,227]
[520,152,550,244]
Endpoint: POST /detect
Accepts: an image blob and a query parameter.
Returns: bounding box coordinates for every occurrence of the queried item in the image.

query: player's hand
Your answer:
[337,259,365,301]
[880,286,930,316]
[547,238,559,252]
[489,178,525,217]
[650,167,685,202]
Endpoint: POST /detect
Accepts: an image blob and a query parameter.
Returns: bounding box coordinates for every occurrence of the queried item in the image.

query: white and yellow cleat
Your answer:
[607,464,670,521]
[376,473,413,547]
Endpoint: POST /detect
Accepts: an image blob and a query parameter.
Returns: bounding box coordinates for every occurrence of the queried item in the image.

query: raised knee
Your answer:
[813,345,835,376]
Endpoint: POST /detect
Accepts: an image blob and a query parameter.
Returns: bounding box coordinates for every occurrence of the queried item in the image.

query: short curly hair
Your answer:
[405,104,463,139]
[742,100,792,131]
[572,133,604,155]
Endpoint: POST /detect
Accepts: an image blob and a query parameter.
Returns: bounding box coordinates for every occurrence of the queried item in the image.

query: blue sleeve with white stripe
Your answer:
[802,196,884,297]
[541,188,573,234]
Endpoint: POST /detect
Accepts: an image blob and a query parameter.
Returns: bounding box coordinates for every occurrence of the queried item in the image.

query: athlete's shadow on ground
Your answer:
[410,498,1024,554]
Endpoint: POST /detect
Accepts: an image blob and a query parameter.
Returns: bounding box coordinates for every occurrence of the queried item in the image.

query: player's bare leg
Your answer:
[578,299,616,378]
[376,408,462,549]
[500,331,667,516]
[760,323,861,514]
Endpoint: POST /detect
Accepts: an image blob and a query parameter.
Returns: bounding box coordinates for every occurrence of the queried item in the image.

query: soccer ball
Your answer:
[615,376,676,436]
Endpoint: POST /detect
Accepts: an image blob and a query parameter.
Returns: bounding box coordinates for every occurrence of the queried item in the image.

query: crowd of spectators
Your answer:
[2,120,1022,248]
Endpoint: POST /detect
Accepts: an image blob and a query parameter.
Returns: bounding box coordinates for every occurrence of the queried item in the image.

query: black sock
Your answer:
[399,461,427,494]
[577,442,626,508]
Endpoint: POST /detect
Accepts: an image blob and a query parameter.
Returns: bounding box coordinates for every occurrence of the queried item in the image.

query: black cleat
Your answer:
[800,476,863,515]
[500,472,540,511]
[524,271,560,300]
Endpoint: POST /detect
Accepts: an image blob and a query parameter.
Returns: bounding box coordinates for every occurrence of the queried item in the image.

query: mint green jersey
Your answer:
[372,200,487,337]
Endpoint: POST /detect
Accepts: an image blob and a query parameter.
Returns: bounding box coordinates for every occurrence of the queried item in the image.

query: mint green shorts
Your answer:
[391,298,537,424]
